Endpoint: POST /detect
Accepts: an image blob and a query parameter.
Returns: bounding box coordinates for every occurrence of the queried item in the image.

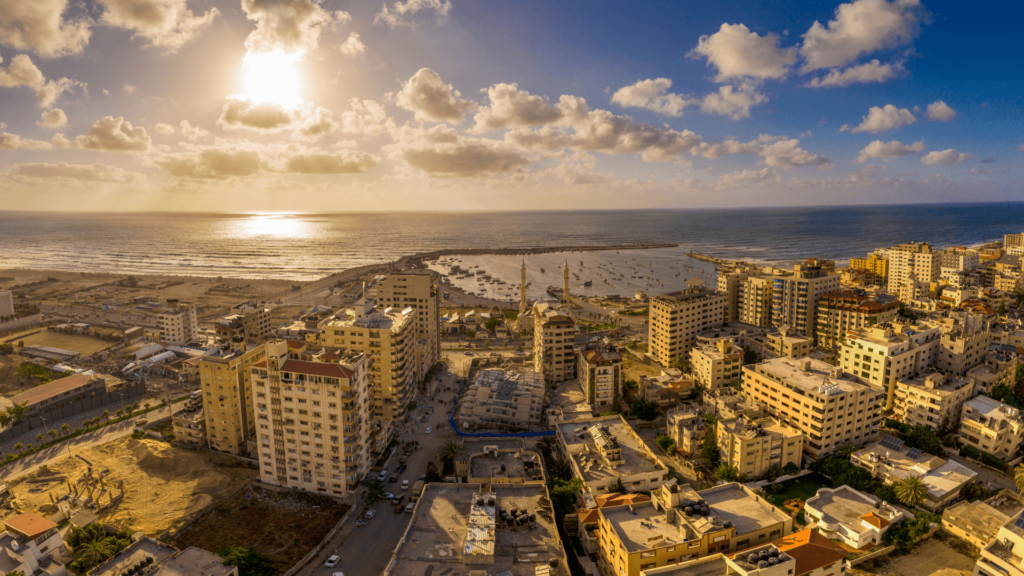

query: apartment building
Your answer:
[739,276,776,327]
[966,350,1018,395]
[578,342,624,410]
[887,242,941,301]
[667,404,709,455]
[199,344,266,455]
[771,264,840,340]
[216,300,272,344]
[716,416,803,478]
[0,290,13,318]
[765,327,813,359]
[158,300,198,345]
[960,396,1024,461]
[815,290,900,349]
[534,302,576,383]
[252,339,373,497]
[375,270,441,371]
[650,287,728,366]
[975,510,1024,576]
[743,357,885,457]
[1005,232,1024,249]
[838,321,942,410]
[556,415,668,494]
[893,372,974,431]
[596,482,792,576]
[936,312,992,375]
[943,248,981,271]
[718,268,749,323]
[320,295,418,422]
[691,338,743,389]
[852,441,977,512]
[850,254,889,279]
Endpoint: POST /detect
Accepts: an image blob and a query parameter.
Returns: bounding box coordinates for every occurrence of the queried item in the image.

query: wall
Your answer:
[0,313,43,333]
[0,381,146,443]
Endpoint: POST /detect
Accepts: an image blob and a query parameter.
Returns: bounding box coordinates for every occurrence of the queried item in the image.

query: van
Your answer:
[411,480,425,501]
[377,470,389,483]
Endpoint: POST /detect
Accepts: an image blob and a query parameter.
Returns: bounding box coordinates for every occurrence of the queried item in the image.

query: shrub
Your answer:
[655,435,676,454]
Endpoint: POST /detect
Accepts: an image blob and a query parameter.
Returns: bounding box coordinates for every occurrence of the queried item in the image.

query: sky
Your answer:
[0,0,1022,212]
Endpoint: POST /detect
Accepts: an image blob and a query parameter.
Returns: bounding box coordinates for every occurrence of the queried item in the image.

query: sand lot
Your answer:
[5,437,257,536]
[2,328,114,357]
[878,539,977,576]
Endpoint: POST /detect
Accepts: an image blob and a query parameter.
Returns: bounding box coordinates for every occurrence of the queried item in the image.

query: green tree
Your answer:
[219,546,276,576]
[61,423,70,436]
[102,410,111,423]
[124,404,135,415]
[6,569,27,576]
[13,443,24,455]
[485,318,501,332]
[464,329,476,340]
[655,435,676,454]
[702,427,720,466]
[630,399,658,421]
[48,429,58,441]
[742,347,759,365]
[424,461,443,483]
[115,410,124,419]
[5,403,28,422]
[36,433,45,444]
[1014,463,1024,501]
[782,462,800,476]
[714,463,740,482]
[838,443,858,458]
[999,301,1007,315]
[611,393,622,414]
[670,356,691,373]
[547,478,584,517]
[611,477,626,493]
[407,401,417,411]
[78,540,115,566]
[894,475,929,508]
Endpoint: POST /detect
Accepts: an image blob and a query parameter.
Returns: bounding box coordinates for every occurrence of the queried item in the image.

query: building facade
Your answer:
[771,264,840,340]
[158,300,198,345]
[893,372,974,431]
[690,338,743,389]
[650,288,728,367]
[717,416,803,478]
[838,321,942,410]
[534,302,576,383]
[199,344,266,455]
[887,242,941,301]
[578,343,624,410]
[815,290,900,349]
[375,270,441,372]
[959,395,1024,461]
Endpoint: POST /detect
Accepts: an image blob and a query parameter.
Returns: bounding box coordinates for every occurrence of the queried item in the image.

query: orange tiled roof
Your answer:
[3,512,58,539]
[860,512,891,529]
[287,339,306,349]
[774,528,847,576]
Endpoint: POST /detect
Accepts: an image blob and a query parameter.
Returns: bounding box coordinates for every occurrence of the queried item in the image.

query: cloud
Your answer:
[804,59,901,87]
[855,139,923,162]
[98,0,218,53]
[53,115,151,152]
[472,83,566,131]
[921,148,972,165]
[341,98,390,136]
[396,68,476,122]
[0,53,79,108]
[700,84,767,120]
[689,23,796,81]
[178,120,208,140]
[0,0,92,57]
[241,0,349,58]
[718,167,779,188]
[9,162,138,182]
[375,0,451,28]
[848,104,916,134]
[37,108,66,128]
[386,123,529,177]
[217,97,337,140]
[540,163,615,185]
[0,132,54,150]
[611,78,696,117]
[759,139,833,169]
[275,149,379,174]
[339,31,365,55]
[800,0,925,72]
[155,148,261,178]
[691,136,769,159]
[926,100,956,122]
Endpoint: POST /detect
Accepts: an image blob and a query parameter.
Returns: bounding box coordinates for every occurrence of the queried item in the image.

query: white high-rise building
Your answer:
[887,242,941,300]
[771,263,840,340]
[158,301,198,345]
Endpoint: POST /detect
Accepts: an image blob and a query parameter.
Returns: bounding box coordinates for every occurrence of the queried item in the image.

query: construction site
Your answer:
[456,368,547,431]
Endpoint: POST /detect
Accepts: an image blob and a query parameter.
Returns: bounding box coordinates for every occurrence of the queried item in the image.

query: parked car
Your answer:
[425,428,432,434]
[395,503,405,513]
[389,476,398,483]
[377,470,389,482]
[401,479,410,490]
[393,495,404,505]
[326,556,340,568]
[396,464,407,474]
[405,502,415,513]
[364,510,376,520]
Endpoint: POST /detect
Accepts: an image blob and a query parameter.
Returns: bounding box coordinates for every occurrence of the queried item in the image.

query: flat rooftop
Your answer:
[653,288,720,305]
[156,547,235,576]
[943,500,1015,544]
[90,537,175,576]
[385,483,565,576]
[964,395,1024,426]
[752,357,879,395]
[898,372,973,397]
[805,486,898,535]
[470,452,527,479]
[558,416,664,481]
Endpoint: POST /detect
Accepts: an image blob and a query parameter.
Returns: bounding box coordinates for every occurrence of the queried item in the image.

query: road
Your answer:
[300,368,464,576]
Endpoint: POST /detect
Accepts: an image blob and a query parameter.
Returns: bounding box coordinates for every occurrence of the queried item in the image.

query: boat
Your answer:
[584,280,593,286]
[540,268,545,273]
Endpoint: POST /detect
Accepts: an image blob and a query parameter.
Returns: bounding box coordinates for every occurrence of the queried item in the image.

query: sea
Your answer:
[1,203,1022,301]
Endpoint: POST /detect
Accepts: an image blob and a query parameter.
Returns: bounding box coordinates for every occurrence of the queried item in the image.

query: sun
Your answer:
[243,52,302,107]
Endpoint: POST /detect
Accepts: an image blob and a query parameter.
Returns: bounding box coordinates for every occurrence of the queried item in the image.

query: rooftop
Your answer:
[469,450,543,481]
[751,357,880,396]
[90,537,175,576]
[942,500,1015,544]
[804,486,901,536]
[897,372,973,398]
[653,287,722,305]
[853,442,977,498]
[557,416,664,482]
[155,547,235,576]
[3,511,57,539]
[10,372,103,407]
[963,395,1024,427]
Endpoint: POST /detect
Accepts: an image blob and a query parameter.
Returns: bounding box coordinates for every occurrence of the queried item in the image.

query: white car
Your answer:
[384,493,395,500]
[425,428,432,434]
[364,510,376,519]
[401,480,410,490]
[326,556,340,567]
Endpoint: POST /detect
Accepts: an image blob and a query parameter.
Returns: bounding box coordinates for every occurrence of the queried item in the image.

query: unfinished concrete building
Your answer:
[556,415,668,494]
[458,370,546,430]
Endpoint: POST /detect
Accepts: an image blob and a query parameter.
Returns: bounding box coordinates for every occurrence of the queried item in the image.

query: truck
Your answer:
[411,480,425,501]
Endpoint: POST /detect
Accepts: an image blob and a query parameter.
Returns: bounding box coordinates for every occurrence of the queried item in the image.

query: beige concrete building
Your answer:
[743,357,885,457]
[252,339,373,496]
[893,372,974,431]
[716,416,803,478]
[216,300,272,345]
[158,300,198,345]
[579,343,624,410]
[171,394,206,448]
[650,287,728,366]
[534,302,576,383]
[375,270,441,371]
[691,338,743,389]
[975,509,1024,576]
[557,415,668,494]
[1005,232,1024,249]
[943,499,1016,550]
[838,321,942,410]
[851,440,977,512]
[771,264,840,340]
[764,327,813,359]
[887,242,941,301]
[851,254,889,278]
[718,268,748,323]
[639,370,694,408]
[967,350,1018,395]
[937,312,993,375]
[199,344,266,455]
[597,482,792,576]
[465,444,546,488]
[0,512,69,576]
[457,370,545,430]
[815,290,900,349]
[667,403,709,456]
[0,290,13,318]
[943,247,981,271]
[960,395,1024,461]
[739,276,776,327]
[803,485,903,549]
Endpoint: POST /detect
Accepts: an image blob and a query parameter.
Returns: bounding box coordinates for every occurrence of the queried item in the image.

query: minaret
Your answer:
[519,259,529,314]
[518,259,533,333]
[562,259,570,311]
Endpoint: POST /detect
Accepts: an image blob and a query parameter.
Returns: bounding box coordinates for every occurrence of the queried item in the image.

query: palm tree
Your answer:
[144,403,151,411]
[1014,463,1024,501]
[48,429,58,441]
[894,475,929,508]
[61,423,70,436]
[13,443,24,455]
[125,404,135,415]
[36,433,45,444]
[102,410,110,423]
[115,410,124,419]
[78,540,114,565]
[838,443,858,459]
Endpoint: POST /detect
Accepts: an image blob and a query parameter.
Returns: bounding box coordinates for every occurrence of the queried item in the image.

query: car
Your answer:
[425,427,432,434]
[401,479,410,490]
[490,352,500,357]
[384,493,395,500]
[464,352,474,356]
[377,470,389,482]
[389,476,398,483]
[326,556,340,568]
[393,495,404,505]
[405,502,415,513]
[364,510,376,519]
[395,503,405,513]
[396,464,407,474]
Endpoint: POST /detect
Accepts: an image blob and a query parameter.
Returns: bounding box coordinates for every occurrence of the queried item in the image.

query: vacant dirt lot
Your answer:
[878,539,976,576]
[6,437,257,535]
[171,485,348,573]
[4,328,114,357]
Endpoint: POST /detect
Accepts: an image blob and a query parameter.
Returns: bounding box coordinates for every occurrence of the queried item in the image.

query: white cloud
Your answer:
[926,100,956,122]
[396,68,476,123]
[718,167,779,188]
[472,83,566,131]
[178,120,208,140]
[690,23,796,81]
[855,139,924,162]
[52,115,151,152]
[375,0,451,28]
[700,84,767,120]
[759,139,833,169]
[611,78,696,117]
[849,104,916,134]
[10,162,139,182]
[241,0,349,58]
[275,149,379,174]
[341,98,390,136]
[921,148,972,165]
[0,0,91,57]
[217,97,337,141]
[154,122,175,134]
[0,53,78,108]
[804,59,901,87]
[385,123,529,177]
[691,136,769,159]
[155,148,262,179]
[98,0,218,53]
[539,164,615,185]
[800,0,925,72]
[0,131,54,150]
[339,32,365,56]
[37,107,66,128]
